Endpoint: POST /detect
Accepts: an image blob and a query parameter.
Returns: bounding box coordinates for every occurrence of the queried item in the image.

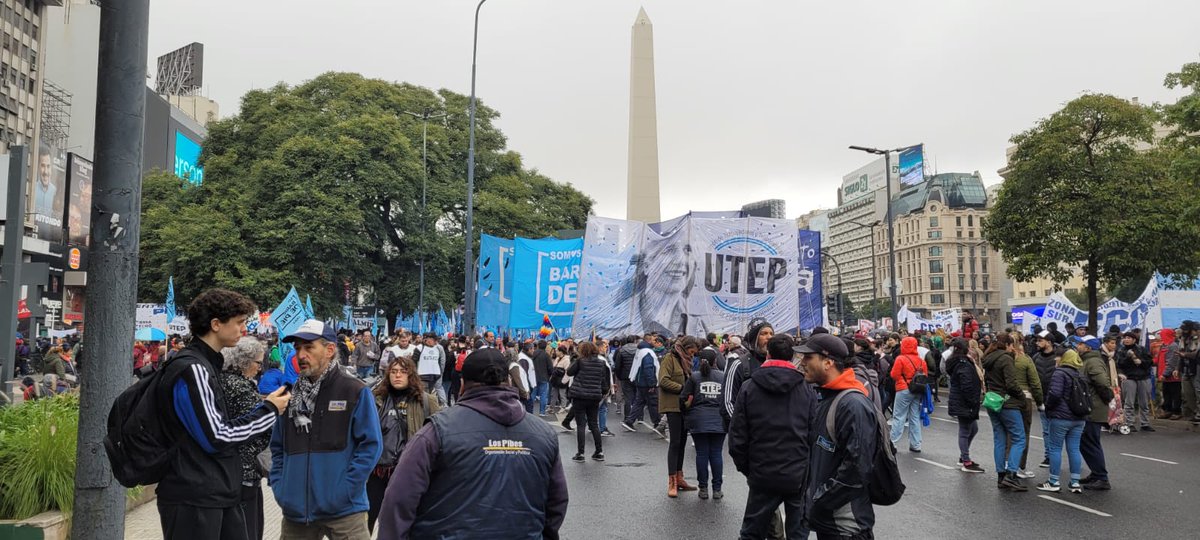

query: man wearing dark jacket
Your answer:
[614,336,640,420]
[532,340,554,416]
[378,348,568,539]
[724,318,775,419]
[729,334,817,539]
[271,320,382,538]
[1030,330,1063,467]
[158,289,291,540]
[1116,332,1154,431]
[801,334,877,540]
[1046,322,1067,345]
[1077,336,1115,490]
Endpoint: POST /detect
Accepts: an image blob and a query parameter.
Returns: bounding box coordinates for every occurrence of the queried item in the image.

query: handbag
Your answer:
[982,391,1006,413]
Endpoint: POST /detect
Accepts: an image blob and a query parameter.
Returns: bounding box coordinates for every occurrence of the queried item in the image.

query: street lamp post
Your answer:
[845,219,881,323]
[402,109,448,320]
[821,248,844,327]
[464,0,488,334]
[849,145,911,326]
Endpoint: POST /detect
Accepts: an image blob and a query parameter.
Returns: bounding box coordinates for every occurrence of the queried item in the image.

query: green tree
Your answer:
[138,73,593,315]
[1162,58,1200,225]
[984,94,1200,330]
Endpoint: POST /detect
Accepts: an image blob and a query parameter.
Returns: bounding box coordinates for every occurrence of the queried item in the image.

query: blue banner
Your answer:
[476,234,515,330]
[270,287,307,384]
[509,237,583,330]
[164,276,176,330]
[798,230,823,331]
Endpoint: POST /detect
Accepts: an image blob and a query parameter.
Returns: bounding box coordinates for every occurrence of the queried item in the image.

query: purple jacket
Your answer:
[376,385,569,539]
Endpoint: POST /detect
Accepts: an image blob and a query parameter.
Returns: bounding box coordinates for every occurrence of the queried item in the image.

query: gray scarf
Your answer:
[289,360,338,432]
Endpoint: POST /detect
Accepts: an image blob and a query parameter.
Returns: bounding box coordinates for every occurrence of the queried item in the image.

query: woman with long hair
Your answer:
[660,335,702,497]
[681,348,727,499]
[982,333,1029,491]
[566,341,611,462]
[946,337,985,473]
[368,355,441,533]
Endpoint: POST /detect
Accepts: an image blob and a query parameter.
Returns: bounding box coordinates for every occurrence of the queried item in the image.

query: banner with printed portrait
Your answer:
[508,237,584,331]
[67,154,93,247]
[32,139,67,243]
[475,234,515,331]
[572,217,646,336]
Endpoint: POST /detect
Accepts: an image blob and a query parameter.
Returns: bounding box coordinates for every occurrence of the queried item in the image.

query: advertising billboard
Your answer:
[174,130,204,184]
[899,144,925,186]
[841,156,891,204]
[67,153,93,247]
[32,140,68,243]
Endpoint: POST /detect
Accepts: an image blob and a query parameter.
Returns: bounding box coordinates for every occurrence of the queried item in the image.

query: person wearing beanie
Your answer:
[1036,349,1088,493]
[1116,331,1154,431]
[1046,322,1066,345]
[729,334,820,538]
[378,348,568,539]
[1076,336,1114,490]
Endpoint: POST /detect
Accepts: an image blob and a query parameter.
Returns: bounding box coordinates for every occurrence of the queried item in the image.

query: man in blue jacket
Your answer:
[270,320,381,539]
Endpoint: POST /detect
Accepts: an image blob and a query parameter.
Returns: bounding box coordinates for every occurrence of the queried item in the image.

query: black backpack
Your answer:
[1059,368,1093,417]
[104,359,179,487]
[826,389,906,506]
[550,366,568,389]
[902,356,930,395]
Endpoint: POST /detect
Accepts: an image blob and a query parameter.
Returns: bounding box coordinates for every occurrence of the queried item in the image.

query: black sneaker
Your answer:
[960,461,985,473]
[591,451,605,462]
[1000,473,1028,492]
[561,420,574,432]
[1141,425,1156,432]
[572,453,585,462]
[601,429,615,437]
[620,422,637,432]
[1083,479,1111,490]
[1039,458,1050,469]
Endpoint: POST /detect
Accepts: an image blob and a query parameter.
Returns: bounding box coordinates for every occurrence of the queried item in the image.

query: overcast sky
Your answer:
[149,1,1199,221]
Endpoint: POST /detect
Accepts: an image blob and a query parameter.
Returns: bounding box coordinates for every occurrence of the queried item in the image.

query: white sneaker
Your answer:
[1036,481,1061,492]
[1017,470,1037,479]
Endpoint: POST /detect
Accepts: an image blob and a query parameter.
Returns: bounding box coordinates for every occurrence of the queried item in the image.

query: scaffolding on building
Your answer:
[40,79,72,149]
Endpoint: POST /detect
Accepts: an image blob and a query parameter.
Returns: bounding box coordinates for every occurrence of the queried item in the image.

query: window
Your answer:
[1019,291,1026,298]
[984,293,990,303]
[930,216,939,228]
[956,216,962,227]
[968,215,974,227]
[929,246,942,257]
[1045,289,1052,296]
[969,259,976,273]
[956,230,963,238]
[980,245,988,256]
[983,276,989,289]
[968,230,975,238]
[957,245,964,256]
[931,294,945,305]
[930,260,943,273]
[930,276,945,290]
[982,259,988,273]
[928,230,942,239]
[958,274,965,289]
[960,293,967,305]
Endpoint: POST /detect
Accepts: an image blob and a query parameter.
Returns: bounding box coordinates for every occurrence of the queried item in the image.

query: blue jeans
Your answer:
[987,408,1026,473]
[1046,418,1085,484]
[535,381,550,415]
[1040,410,1050,461]
[356,366,372,379]
[692,433,725,490]
[889,389,922,450]
[599,399,609,432]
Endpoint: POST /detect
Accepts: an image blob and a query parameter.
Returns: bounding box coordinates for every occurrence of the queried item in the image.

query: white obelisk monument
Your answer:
[626,7,661,224]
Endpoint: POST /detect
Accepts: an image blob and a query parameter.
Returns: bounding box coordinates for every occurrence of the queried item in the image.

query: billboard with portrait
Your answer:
[32,140,67,242]
[899,144,925,186]
[67,154,93,247]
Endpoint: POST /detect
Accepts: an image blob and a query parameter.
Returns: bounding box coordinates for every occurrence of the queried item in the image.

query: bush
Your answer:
[0,394,80,520]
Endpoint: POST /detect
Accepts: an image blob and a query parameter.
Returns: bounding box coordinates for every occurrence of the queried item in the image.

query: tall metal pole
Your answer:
[420,116,427,320]
[72,0,150,537]
[464,0,488,335]
[884,151,898,324]
[0,148,28,387]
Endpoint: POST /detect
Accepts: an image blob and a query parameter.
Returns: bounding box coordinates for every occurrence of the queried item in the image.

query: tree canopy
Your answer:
[984,90,1200,330]
[138,72,594,316]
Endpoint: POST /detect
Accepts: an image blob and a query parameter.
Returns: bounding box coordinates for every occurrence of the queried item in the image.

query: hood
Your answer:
[853,350,875,365]
[982,348,1010,370]
[749,361,806,394]
[458,385,527,427]
[823,366,867,394]
[1160,328,1176,346]
[1059,349,1084,370]
[900,336,918,355]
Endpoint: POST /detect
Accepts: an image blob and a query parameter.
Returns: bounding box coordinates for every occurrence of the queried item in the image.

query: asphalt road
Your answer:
[553,403,1200,539]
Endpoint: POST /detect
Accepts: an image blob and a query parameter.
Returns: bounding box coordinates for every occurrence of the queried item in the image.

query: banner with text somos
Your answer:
[476,234,515,331]
[509,237,584,331]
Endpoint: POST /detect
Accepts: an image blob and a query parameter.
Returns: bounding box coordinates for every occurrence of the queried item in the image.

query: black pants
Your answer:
[573,399,602,455]
[620,380,637,418]
[1164,381,1182,414]
[366,470,390,533]
[666,412,687,473]
[627,386,660,425]
[158,501,248,540]
[738,489,805,540]
[1080,420,1108,481]
[816,530,874,540]
[239,484,263,540]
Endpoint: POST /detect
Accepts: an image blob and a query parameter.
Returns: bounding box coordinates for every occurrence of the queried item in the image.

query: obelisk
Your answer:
[626,7,661,224]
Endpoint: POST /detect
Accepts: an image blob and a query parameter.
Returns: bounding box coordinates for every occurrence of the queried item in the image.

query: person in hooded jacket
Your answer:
[681,351,727,500]
[1076,336,1115,490]
[982,333,1029,491]
[614,336,640,419]
[1158,329,1182,419]
[1036,349,1088,494]
[724,319,774,421]
[946,338,985,473]
[1030,331,1063,467]
[889,336,926,452]
[729,334,818,539]
[801,334,877,540]
[849,338,882,411]
[1009,332,1044,478]
[1116,331,1154,431]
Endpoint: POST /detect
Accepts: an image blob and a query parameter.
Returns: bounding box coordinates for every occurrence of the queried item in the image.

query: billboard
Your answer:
[32,140,68,242]
[899,144,925,186]
[174,130,204,184]
[841,156,890,203]
[67,154,93,247]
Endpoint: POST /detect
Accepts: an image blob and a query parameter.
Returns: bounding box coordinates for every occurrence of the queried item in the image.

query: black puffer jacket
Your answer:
[728,362,817,492]
[945,354,981,419]
[1031,346,1062,400]
[566,355,610,402]
[613,343,638,381]
[1116,344,1152,380]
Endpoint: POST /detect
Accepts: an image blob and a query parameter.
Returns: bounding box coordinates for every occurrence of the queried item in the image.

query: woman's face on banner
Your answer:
[646,241,691,297]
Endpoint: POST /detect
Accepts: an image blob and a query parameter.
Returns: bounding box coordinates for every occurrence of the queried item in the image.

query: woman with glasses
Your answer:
[218,336,270,540]
[367,355,441,533]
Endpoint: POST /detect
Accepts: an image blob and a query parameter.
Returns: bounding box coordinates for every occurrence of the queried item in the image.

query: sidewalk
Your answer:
[124,484,284,539]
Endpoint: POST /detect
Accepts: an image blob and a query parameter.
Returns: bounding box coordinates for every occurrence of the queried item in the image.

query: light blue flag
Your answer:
[305,295,315,320]
[164,276,176,330]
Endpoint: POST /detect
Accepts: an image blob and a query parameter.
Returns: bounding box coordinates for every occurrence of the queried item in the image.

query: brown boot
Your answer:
[667,473,678,498]
[675,471,698,492]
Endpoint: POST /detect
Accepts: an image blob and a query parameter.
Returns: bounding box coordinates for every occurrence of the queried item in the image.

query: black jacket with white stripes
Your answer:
[156,339,279,507]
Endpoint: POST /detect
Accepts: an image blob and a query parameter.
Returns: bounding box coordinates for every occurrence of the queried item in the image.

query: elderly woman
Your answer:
[218,336,270,540]
[367,355,441,534]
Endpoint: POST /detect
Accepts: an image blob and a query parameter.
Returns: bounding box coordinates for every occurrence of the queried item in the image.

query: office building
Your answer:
[741,198,785,219]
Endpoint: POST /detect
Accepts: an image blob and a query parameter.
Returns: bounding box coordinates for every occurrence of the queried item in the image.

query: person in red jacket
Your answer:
[889,336,927,452]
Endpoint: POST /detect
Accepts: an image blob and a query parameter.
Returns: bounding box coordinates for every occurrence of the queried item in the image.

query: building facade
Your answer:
[827,192,886,310]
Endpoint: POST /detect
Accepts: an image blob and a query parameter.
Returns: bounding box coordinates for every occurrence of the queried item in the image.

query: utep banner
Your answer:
[797,230,824,331]
[476,234,515,330]
[509,237,584,330]
[572,215,800,337]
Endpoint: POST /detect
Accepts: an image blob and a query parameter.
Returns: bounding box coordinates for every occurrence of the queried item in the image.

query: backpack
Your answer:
[826,389,906,506]
[902,356,930,394]
[635,350,658,387]
[1058,367,1093,417]
[550,366,568,388]
[104,360,179,487]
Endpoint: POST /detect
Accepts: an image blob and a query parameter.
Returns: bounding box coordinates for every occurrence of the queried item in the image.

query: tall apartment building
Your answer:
[873,172,1002,323]
[827,193,887,308]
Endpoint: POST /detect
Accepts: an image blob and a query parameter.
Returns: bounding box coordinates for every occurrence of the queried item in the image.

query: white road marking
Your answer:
[1038,495,1113,517]
[932,417,957,424]
[1029,435,1044,440]
[1120,453,1178,465]
[914,457,957,470]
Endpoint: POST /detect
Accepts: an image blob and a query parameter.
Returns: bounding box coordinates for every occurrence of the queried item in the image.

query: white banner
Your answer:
[1024,279,1162,333]
[136,303,169,331]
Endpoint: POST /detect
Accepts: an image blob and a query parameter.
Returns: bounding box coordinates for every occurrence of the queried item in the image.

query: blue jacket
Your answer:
[258,368,286,395]
[682,368,727,434]
[269,367,382,523]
